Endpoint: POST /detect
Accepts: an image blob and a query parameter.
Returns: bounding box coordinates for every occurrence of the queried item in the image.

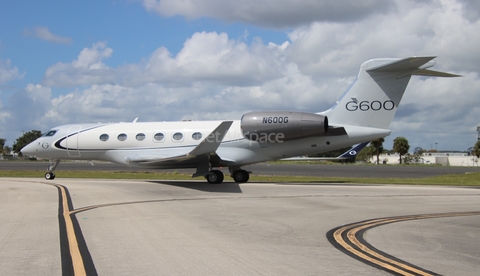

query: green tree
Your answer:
[370,138,385,164]
[474,140,480,158]
[356,146,374,162]
[12,130,42,156]
[0,139,13,159]
[2,145,12,159]
[393,137,410,164]
[0,138,4,159]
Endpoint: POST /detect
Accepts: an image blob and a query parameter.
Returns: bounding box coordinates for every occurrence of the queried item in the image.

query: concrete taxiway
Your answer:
[1,178,479,275]
[2,161,479,178]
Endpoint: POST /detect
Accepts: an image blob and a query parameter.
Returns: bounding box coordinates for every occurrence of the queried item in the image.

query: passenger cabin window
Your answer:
[192,132,202,140]
[99,134,109,141]
[43,130,57,137]
[136,133,146,141]
[117,133,127,141]
[154,133,165,142]
[173,132,183,141]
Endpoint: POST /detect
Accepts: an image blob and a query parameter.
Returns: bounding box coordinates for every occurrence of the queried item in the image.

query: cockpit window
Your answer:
[43,130,57,137]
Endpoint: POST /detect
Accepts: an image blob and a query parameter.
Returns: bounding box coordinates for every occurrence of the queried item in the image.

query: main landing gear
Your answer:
[229,167,249,183]
[231,169,250,183]
[204,168,250,184]
[45,159,60,180]
[205,170,224,184]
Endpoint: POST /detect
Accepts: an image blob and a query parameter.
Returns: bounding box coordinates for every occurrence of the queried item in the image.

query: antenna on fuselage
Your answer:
[133,117,139,123]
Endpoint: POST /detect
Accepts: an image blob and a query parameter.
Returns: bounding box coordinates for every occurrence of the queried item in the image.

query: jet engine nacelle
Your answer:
[241,111,328,142]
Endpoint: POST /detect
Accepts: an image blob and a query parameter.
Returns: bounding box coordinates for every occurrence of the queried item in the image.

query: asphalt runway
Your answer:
[2,161,480,178]
[1,177,479,275]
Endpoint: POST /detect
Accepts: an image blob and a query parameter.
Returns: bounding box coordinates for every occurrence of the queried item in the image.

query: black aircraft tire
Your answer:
[206,170,224,184]
[45,172,55,180]
[233,170,249,183]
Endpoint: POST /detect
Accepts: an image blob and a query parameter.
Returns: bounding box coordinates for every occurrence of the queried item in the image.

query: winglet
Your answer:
[189,121,233,156]
[337,142,369,159]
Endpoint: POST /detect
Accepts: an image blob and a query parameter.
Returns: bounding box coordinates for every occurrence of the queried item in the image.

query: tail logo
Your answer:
[346,100,395,111]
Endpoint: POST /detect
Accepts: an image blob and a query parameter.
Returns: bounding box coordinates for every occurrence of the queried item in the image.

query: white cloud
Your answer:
[0,59,24,84]
[43,33,283,88]
[457,0,480,22]
[1,84,53,134]
[43,42,115,87]
[24,26,72,44]
[143,32,283,86]
[142,0,394,28]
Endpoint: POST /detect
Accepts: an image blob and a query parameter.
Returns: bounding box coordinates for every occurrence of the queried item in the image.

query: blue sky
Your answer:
[1,1,287,86]
[1,0,480,152]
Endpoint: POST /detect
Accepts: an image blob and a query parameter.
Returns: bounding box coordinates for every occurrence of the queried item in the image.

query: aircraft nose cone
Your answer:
[21,142,38,156]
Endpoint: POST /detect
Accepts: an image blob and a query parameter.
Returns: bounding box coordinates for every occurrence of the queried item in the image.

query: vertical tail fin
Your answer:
[323,57,460,129]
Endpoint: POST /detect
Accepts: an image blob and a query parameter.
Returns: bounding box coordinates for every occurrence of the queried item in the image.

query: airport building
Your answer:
[370,152,478,167]
[370,125,480,167]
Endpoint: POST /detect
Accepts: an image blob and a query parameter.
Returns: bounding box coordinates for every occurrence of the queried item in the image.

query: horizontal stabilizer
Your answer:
[366,56,461,78]
[367,57,436,73]
[412,69,461,77]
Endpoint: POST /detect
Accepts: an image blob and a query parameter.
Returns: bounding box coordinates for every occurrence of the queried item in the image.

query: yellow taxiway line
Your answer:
[331,211,480,275]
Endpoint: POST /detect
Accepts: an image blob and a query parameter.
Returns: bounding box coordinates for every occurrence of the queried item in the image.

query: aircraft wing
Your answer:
[282,142,369,161]
[125,121,233,170]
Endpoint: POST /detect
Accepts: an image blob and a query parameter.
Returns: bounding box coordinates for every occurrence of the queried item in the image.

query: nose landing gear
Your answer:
[45,171,55,180]
[45,159,60,180]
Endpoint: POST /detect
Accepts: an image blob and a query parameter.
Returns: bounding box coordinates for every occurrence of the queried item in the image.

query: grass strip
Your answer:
[1,170,479,186]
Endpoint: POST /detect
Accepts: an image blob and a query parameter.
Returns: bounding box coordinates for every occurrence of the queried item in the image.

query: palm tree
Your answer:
[393,137,410,164]
[370,138,385,164]
[474,140,480,158]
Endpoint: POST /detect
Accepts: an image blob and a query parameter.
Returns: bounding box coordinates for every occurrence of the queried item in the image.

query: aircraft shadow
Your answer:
[147,180,243,193]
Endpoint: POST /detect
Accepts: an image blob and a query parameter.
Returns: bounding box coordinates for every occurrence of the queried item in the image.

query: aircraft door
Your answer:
[66,126,81,157]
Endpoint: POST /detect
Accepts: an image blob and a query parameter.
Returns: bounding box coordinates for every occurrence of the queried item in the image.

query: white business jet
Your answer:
[21,57,459,183]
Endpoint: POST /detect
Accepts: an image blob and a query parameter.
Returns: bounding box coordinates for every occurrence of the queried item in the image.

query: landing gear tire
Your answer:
[206,170,224,184]
[232,170,249,183]
[45,172,55,180]
[45,159,60,180]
